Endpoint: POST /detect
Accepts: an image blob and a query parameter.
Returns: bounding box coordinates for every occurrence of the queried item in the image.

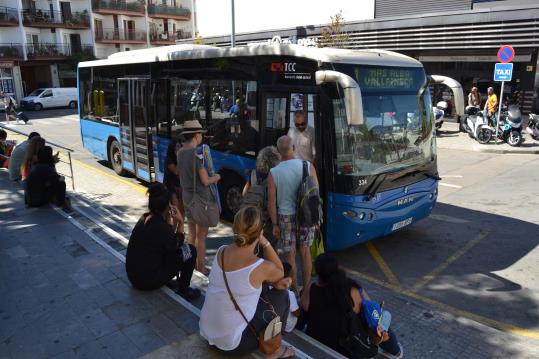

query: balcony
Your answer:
[22,9,90,29]
[26,43,93,60]
[92,0,145,17]
[95,28,147,44]
[150,31,192,45]
[0,44,24,60]
[147,4,191,20]
[0,7,19,26]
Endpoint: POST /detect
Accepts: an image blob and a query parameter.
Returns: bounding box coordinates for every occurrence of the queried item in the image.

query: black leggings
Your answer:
[222,286,290,356]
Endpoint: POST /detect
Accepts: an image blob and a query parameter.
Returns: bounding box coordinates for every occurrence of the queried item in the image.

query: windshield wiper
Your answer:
[364,173,388,201]
[391,169,441,182]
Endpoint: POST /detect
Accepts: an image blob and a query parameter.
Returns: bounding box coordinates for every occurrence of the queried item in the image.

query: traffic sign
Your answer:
[494,63,513,82]
[497,45,515,63]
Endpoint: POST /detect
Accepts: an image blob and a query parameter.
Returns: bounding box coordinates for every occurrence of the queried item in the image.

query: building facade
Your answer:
[182,0,539,114]
[0,0,194,101]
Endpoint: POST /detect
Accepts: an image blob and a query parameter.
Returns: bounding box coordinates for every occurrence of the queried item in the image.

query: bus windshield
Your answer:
[331,64,435,179]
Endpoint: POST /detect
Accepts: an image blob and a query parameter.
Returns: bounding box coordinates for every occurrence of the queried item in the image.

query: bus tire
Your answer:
[219,173,245,222]
[109,140,128,176]
[68,101,77,109]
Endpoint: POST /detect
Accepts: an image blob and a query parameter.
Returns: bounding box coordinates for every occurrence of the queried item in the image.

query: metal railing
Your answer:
[147,4,191,18]
[0,43,23,60]
[149,31,192,42]
[0,124,76,191]
[0,6,19,25]
[26,43,93,59]
[92,0,145,14]
[21,9,90,27]
[95,28,147,42]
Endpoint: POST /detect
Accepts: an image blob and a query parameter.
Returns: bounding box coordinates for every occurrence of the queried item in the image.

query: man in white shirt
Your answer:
[287,111,315,162]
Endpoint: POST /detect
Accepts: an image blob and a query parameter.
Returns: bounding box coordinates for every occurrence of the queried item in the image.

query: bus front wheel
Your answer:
[109,140,128,176]
[219,173,244,222]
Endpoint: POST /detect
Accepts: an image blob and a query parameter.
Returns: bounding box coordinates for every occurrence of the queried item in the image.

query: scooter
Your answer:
[526,113,539,140]
[463,106,492,144]
[433,101,447,130]
[492,105,523,146]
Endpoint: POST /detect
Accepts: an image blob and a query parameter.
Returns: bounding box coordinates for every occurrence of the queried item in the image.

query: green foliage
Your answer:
[318,10,349,48]
[192,32,204,45]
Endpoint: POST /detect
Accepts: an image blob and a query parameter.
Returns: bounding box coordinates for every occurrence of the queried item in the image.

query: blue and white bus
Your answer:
[77,44,464,250]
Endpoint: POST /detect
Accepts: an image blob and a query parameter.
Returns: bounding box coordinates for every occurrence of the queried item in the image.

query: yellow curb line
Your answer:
[411,230,490,292]
[72,159,148,194]
[343,266,539,341]
[365,241,400,286]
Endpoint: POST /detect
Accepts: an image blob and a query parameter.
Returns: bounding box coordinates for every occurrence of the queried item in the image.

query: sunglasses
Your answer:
[295,122,306,128]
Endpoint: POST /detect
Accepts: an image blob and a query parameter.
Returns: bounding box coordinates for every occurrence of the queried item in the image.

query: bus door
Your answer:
[117,78,154,181]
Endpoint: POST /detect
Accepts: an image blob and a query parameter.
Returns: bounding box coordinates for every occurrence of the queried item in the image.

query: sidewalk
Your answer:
[436,121,539,154]
[0,170,247,359]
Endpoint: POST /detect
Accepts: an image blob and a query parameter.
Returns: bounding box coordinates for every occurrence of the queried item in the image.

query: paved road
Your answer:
[3,109,539,357]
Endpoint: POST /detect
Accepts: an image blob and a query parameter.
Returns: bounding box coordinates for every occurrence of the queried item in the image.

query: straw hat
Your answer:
[181,120,207,134]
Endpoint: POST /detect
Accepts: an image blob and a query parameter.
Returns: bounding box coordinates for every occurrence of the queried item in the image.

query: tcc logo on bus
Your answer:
[271,62,297,72]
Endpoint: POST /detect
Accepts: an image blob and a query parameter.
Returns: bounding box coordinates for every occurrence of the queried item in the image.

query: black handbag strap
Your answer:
[220,247,259,338]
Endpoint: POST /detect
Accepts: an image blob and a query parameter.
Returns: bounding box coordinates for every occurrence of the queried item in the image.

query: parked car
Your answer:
[0,93,17,112]
[20,88,77,111]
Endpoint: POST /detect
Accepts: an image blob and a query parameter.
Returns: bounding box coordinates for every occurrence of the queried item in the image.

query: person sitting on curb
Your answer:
[24,146,71,211]
[303,254,403,359]
[126,183,200,301]
[8,132,40,181]
[199,206,295,358]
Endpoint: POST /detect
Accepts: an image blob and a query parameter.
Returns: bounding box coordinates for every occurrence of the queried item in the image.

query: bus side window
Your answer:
[264,96,287,148]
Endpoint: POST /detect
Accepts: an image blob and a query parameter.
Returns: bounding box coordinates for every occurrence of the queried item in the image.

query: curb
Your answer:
[471,145,539,155]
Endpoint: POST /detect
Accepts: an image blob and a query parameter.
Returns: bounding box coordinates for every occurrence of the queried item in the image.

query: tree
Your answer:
[192,32,204,45]
[318,10,349,48]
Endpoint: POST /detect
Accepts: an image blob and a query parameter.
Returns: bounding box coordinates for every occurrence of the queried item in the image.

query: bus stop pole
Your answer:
[495,81,504,144]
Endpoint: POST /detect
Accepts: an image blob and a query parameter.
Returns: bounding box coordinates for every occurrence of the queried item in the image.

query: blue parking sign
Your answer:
[494,63,513,82]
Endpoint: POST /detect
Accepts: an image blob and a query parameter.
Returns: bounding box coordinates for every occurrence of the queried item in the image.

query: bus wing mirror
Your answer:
[315,70,364,126]
[429,75,465,117]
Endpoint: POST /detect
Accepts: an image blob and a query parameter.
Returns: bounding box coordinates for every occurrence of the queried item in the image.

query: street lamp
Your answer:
[231,0,235,48]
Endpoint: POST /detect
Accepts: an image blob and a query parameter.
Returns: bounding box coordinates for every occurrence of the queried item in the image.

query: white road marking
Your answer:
[439,183,463,189]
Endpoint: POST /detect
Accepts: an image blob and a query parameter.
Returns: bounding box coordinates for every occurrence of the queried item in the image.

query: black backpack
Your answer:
[296,161,321,227]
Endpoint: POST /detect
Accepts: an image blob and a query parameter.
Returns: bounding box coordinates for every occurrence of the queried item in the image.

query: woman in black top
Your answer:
[163,139,184,217]
[126,183,200,301]
[304,254,403,359]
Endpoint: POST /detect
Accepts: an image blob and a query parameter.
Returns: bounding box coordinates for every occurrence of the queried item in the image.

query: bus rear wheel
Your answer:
[219,173,244,222]
[109,140,128,176]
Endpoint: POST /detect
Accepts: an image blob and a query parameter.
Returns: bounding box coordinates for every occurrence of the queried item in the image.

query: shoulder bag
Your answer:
[186,149,220,227]
[220,248,282,355]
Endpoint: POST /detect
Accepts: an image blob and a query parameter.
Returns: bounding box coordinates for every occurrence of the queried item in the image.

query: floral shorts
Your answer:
[278,214,315,252]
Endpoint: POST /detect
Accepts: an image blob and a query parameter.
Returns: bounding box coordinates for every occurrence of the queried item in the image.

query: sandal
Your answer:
[267,345,295,359]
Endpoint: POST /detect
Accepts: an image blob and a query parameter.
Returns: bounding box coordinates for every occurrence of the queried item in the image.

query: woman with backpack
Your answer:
[242,146,281,250]
[303,254,403,359]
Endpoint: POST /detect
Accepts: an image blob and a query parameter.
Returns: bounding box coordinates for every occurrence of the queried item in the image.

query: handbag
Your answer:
[220,248,282,355]
[186,149,220,227]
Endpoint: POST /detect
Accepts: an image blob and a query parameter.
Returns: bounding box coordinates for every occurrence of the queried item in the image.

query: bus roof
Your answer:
[78,44,422,69]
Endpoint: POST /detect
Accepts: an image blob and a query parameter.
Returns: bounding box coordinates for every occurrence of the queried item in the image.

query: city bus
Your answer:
[77,44,464,250]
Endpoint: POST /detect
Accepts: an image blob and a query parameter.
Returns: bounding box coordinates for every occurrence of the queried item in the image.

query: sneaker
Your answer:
[177,286,201,301]
[379,342,403,359]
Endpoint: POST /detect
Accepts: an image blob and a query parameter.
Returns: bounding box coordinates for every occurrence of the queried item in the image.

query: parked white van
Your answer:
[20,88,77,111]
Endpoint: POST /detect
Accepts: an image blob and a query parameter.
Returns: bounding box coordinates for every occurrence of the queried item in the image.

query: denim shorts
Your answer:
[278,214,315,252]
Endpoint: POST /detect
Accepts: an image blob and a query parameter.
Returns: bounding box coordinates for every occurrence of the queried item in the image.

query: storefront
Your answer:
[0,61,17,97]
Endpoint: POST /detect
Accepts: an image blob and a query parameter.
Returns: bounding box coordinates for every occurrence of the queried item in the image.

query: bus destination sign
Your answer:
[354,68,418,90]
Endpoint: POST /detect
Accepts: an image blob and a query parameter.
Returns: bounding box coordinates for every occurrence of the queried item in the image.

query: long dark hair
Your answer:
[147,183,171,215]
[166,139,180,162]
[315,253,361,312]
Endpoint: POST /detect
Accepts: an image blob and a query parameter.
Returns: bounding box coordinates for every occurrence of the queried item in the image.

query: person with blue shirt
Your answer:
[229,98,241,116]
[268,135,319,307]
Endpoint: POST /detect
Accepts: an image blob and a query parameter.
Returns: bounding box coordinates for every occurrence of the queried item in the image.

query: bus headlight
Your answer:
[342,210,357,218]
[358,212,366,220]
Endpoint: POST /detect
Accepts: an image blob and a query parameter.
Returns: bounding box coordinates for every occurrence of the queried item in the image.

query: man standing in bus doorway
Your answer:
[268,135,319,306]
[485,87,498,124]
[288,111,315,162]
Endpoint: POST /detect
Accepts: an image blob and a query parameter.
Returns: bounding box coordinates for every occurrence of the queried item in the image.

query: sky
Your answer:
[194,0,375,37]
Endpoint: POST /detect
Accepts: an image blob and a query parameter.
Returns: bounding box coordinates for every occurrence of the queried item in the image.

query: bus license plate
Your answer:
[391,217,413,231]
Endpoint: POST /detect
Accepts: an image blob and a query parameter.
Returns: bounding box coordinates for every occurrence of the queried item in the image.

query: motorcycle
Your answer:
[491,105,523,147]
[526,113,539,140]
[433,101,447,131]
[463,106,492,144]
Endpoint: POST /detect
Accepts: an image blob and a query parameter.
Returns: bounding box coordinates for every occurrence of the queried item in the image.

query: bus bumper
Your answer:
[325,178,438,251]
